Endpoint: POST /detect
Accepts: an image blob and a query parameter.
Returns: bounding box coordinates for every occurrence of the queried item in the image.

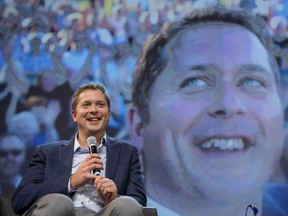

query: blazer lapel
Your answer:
[58,138,74,178]
[106,137,121,179]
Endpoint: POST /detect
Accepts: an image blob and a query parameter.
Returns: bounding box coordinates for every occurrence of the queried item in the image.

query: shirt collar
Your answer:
[74,133,107,152]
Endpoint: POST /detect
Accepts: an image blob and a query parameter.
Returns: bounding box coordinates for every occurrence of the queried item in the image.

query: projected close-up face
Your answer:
[140,22,285,205]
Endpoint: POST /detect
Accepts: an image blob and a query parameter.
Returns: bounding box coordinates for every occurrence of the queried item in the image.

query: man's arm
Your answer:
[93,142,146,206]
[125,146,147,206]
[11,145,71,215]
[109,142,146,206]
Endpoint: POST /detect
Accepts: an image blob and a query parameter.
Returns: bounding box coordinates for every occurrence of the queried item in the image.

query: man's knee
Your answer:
[108,196,144,215]
[25,193,74,216]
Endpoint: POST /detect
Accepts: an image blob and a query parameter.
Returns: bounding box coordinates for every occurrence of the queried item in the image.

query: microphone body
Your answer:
[87,136,101,175]
[249,204,259,215]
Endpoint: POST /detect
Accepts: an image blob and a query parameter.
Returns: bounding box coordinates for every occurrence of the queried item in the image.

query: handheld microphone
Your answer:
[86,136,101,175]
[245,204,259,216]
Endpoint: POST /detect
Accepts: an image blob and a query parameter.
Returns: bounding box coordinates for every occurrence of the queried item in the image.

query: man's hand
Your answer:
[94,176,118,204]
[70,154,103,189]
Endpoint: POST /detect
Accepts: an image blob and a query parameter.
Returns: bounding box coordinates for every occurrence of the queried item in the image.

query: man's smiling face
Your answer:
[72,89,110,141]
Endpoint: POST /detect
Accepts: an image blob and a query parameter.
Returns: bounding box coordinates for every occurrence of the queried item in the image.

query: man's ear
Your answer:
[71,110,77,123]
[128,106,145,152]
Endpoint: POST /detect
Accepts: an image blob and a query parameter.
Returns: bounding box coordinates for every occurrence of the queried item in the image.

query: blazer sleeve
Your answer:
[125,146,147,206]
[11,143,72,215]
[110,141,147,206]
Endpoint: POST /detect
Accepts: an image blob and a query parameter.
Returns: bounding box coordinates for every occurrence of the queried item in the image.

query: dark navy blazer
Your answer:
[11,136,147,215]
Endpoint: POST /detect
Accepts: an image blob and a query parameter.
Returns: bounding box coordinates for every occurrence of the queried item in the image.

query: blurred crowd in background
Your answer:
[0,0,288,195]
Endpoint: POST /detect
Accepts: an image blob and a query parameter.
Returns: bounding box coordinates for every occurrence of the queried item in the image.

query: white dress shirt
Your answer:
[69,134,107,213]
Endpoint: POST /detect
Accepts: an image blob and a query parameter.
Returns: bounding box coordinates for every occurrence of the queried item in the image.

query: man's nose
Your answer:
[89,104,99,113]
[207,83,246,118]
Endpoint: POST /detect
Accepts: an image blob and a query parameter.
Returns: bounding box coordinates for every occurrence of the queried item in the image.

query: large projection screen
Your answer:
[0,1,287,216]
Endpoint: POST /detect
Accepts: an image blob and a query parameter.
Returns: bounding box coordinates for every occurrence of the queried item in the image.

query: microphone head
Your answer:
[248,204,259,214]
[86,136,100,174]
[87,136,97,147]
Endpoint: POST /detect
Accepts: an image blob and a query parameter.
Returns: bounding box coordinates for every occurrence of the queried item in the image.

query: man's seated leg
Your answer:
[97,196,144,216]
[23,193,75,216]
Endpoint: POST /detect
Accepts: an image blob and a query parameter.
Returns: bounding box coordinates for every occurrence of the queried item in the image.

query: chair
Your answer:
[0,194,18,216]
[0,194,157,216]
[144,207,158,216]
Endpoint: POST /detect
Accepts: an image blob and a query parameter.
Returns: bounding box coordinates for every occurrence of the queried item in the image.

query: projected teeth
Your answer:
[201,139,244,150]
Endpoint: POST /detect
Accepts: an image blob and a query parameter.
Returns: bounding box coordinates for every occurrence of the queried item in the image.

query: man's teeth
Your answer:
[89,118,99,121]
[201,139,244,150]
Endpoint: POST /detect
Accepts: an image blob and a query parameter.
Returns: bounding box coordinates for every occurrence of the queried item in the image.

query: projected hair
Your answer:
[132,6,279,124]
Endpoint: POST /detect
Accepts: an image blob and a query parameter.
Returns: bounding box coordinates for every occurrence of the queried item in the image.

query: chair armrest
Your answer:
[143,207,158,216]
[0,194,18,216]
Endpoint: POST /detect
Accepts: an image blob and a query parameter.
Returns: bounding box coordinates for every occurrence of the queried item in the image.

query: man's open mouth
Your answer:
[88,117,101,122]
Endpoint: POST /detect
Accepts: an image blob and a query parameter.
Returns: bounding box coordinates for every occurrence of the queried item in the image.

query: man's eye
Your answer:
[180,77,207,88]
[82,103,90,107]
[97,102,107,107]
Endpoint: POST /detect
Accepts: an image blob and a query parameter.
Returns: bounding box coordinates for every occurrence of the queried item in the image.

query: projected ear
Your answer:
[129,106,145,152]
[283,127,288,159]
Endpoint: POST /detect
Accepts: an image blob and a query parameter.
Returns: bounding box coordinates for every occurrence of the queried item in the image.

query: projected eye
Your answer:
[239,78,265,87]
[179,77,208,89]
